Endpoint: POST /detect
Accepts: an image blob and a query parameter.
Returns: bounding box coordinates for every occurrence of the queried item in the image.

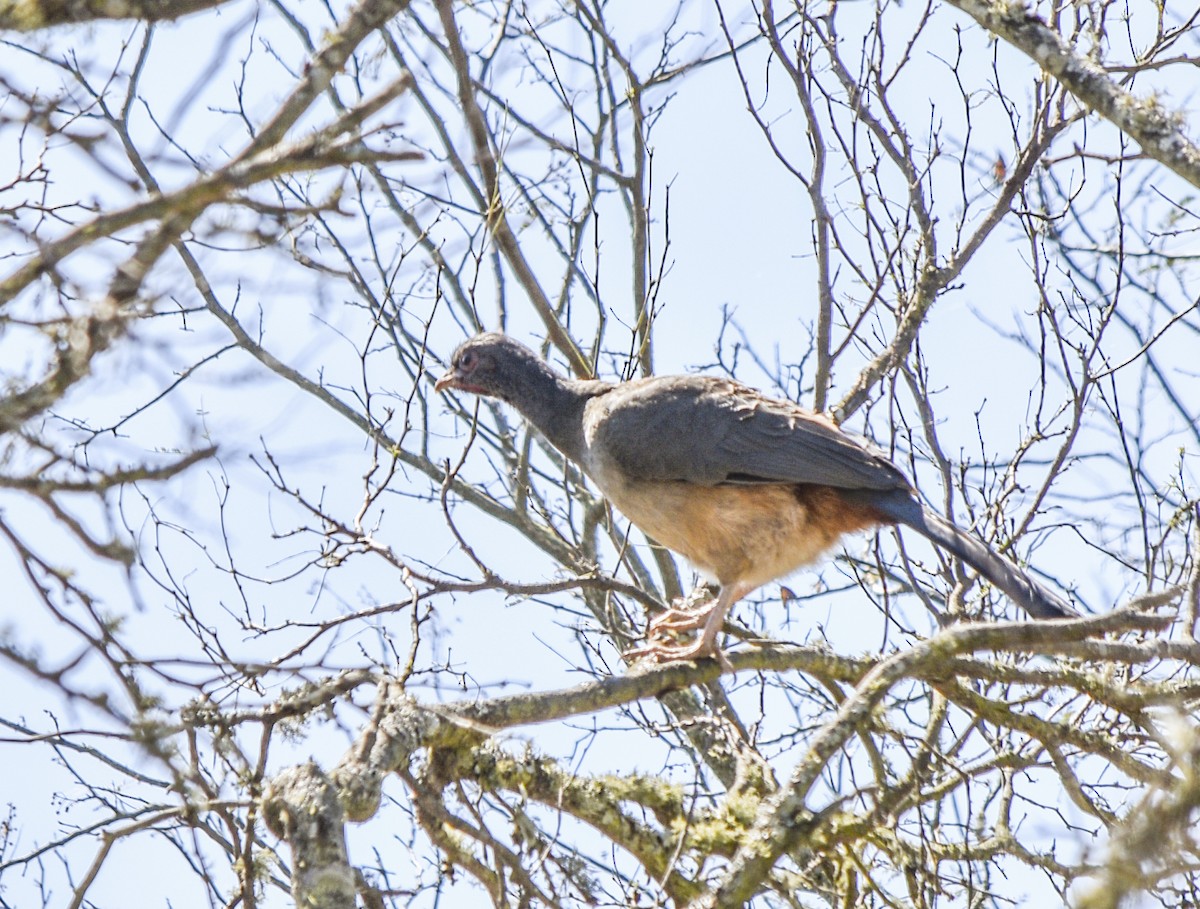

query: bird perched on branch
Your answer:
[435,333,1073,663]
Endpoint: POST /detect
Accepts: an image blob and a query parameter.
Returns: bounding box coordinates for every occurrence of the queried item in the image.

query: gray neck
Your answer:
[504,365,607,463]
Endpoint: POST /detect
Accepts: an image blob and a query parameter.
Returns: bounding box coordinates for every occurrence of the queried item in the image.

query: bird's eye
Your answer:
[459,350,478,371]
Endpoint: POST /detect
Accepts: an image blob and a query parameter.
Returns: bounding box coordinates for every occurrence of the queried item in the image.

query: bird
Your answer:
[435,332,1074,663]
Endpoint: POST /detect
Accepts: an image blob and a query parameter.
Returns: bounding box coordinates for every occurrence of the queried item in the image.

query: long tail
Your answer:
[857,489,1074,619]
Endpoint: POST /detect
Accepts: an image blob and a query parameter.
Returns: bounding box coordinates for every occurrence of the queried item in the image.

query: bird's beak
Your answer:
[433,367,460,393]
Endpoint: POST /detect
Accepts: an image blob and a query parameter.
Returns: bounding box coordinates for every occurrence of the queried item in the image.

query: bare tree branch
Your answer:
[946,0,1200,188]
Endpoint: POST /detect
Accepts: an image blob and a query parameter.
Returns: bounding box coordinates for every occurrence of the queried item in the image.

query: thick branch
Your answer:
[262,762,357,909]
[0,0,230,30]
[945,0,1200,188]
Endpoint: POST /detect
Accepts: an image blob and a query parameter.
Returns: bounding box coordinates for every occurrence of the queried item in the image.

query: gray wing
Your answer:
[585,375,910,491]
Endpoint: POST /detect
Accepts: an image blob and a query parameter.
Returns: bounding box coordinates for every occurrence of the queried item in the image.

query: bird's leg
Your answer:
[626,582,753,665]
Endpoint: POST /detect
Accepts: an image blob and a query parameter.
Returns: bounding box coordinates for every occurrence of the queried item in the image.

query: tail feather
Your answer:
[856,489,1074,620]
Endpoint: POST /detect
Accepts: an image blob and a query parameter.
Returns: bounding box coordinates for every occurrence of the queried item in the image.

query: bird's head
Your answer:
[434,333,551,403]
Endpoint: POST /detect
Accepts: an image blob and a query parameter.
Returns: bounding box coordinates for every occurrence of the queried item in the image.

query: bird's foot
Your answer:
[645,589,717,634]
[625,636,731,670]
[647,605,711,634]
[627,595,731,669]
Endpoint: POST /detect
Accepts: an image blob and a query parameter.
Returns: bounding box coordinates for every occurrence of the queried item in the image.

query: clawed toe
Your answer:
[625,587,739,669]
[627,606,732,670]
[625,638,728,667]
[648,608,709,634]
